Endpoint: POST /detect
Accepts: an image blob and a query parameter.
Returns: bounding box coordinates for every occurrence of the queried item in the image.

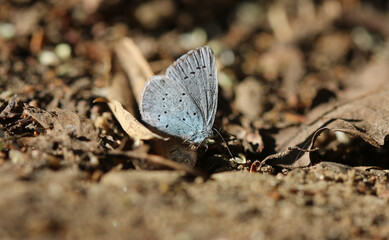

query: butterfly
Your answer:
[139,46,218,144]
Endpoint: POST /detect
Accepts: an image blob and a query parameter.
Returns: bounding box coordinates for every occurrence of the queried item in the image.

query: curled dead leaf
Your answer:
[259,88,389,168]
[94,98,167,141]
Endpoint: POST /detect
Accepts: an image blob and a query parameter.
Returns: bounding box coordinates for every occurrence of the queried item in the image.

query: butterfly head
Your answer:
[188,128,213,144]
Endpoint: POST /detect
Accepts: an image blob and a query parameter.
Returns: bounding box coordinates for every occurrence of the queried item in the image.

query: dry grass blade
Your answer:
[115,37,154,104]
[106,72,136,115]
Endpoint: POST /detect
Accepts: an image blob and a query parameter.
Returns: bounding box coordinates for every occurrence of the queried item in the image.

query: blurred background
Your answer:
[1,1,389,239]
[1,0,388,123]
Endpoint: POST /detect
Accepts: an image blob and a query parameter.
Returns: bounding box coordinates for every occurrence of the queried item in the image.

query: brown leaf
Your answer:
[23,106,100,153]
[342,60,389,101]
[106,72,136,115]
[226,124,264,153]
[233,77,266,119]
[262,88,389,168]
[114,37,154,105]
[94,98,167,141]
[0,96,23,120]
[23,104,55,129]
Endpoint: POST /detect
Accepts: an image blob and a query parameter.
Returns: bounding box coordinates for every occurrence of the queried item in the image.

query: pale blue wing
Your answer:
[166,46,218,134]
[140,75,207,142]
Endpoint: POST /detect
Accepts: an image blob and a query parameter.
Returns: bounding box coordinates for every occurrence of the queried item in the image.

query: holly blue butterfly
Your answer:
[139,46,218,144]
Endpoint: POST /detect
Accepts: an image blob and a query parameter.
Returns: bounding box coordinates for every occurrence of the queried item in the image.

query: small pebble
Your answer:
[55,43,72,60]
[335,131,351,144]
[112,221,118,228]
[39,50,60,66]
[220,50,235,66]
[218,71,236,92]
[0,22,16,39]
[351,27,375,51]
[231,154,247,164]
[179,28,207,50]
[236,2,262,25]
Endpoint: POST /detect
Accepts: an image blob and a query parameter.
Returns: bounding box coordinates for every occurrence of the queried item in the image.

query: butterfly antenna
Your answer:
[291,137,314,164]
[213,127,236,161]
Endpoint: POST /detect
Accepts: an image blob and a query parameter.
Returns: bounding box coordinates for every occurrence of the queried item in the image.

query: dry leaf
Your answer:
[342,61,389,101]
[226,124,264,153]
[233,77,266,119]
[23,105,100,152]
[94,98,167,141]
[106,72,136,115]
[0,96,23,120]
[114,37,154,104]
[260,88,389,168]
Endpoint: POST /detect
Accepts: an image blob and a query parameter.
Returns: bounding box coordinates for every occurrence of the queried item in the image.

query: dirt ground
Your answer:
[1,1,389,239]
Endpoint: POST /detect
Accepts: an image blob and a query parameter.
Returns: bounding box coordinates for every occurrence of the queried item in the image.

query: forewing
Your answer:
[166,46,218,131]
[140,75,205,141]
